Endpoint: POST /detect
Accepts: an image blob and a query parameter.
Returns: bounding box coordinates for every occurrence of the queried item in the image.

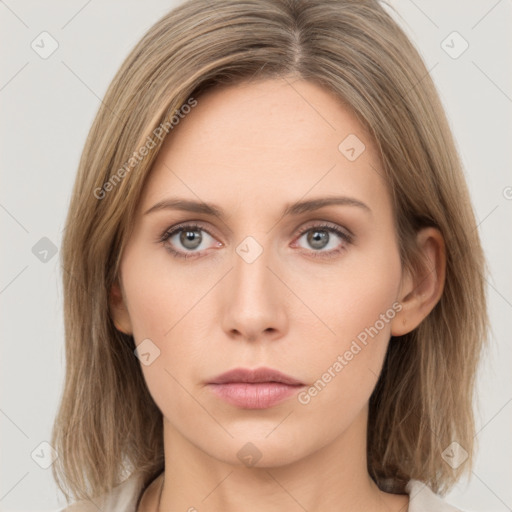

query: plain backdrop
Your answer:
[1,1,511,511]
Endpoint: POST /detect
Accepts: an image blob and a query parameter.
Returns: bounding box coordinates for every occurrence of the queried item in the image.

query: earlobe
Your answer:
[390,227,446,336]
[109,280,133,335]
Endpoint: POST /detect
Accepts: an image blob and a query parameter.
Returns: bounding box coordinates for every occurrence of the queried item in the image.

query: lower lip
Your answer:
[207,382,304,409]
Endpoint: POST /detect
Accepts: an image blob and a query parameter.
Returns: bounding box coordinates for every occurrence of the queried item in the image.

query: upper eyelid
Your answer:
[163,221,215,236]
[162,220,352,245]
[296,221,353,237]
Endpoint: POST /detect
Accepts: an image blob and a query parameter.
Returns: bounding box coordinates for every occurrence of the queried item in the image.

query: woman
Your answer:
[52,0,488,510]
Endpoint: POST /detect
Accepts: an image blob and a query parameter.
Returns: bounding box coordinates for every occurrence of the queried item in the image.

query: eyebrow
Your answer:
[144,195,371,218]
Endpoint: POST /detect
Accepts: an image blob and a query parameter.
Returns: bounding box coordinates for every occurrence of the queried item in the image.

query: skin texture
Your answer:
[110,77,446,512]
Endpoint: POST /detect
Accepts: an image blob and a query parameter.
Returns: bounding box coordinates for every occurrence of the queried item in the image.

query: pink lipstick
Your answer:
[207,367,305,409]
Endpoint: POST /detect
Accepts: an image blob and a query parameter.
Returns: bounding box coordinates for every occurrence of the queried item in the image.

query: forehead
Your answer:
[161,78,375,155]
[139,78,388,217]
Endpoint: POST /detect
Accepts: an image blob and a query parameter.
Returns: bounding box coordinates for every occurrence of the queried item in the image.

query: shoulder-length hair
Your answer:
[52,0,489,502]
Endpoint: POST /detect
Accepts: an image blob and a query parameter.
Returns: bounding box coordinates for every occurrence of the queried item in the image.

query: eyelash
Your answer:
[158,221,353,260]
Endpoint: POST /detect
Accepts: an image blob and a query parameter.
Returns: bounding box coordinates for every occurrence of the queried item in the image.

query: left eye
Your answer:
[294,224,352,254]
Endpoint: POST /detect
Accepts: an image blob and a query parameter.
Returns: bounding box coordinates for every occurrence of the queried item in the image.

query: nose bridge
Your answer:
[231,234,276,305]
[220,233,287,340]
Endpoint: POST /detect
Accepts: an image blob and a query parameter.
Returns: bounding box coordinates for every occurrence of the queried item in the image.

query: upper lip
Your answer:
[208,367,305,386]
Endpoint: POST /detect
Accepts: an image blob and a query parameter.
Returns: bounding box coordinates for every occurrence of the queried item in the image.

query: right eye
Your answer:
[159,222,222,259]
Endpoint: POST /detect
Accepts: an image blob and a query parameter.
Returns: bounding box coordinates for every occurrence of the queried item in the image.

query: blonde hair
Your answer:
[52,0,489,503]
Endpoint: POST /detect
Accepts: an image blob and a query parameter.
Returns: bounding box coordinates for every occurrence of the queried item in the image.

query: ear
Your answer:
[390,227,446,336]
[109,279,133,335]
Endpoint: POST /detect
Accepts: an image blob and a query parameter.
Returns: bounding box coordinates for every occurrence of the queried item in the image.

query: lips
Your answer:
[208,367,305,386]
[207,367,305,409]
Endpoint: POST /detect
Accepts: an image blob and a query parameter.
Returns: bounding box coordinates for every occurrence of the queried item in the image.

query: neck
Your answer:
[142,408,408,512]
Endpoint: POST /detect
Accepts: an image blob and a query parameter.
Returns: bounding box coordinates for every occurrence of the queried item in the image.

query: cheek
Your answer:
[305,244,401,342]
[298,245,402,397]
[121,244,210,340]
[120,248,215,405]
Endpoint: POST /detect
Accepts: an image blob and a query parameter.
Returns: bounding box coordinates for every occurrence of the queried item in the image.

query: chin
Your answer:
[200,429,312,469]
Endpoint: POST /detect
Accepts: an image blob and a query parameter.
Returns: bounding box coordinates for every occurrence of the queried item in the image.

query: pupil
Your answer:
[308,230,328,249]
[180,229,202,249]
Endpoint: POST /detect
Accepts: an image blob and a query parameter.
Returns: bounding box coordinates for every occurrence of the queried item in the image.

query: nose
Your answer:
[219,238,288,343]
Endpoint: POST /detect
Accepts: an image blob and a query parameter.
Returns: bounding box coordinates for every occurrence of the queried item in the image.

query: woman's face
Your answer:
[112,78,406,467]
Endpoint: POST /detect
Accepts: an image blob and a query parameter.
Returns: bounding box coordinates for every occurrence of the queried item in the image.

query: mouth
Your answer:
[206,367,306,409]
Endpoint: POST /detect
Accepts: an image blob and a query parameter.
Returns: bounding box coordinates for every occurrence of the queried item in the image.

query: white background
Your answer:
[1,1,511,511]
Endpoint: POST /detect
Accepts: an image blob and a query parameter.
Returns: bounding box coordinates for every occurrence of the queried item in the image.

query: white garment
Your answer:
[56,472,463,511]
